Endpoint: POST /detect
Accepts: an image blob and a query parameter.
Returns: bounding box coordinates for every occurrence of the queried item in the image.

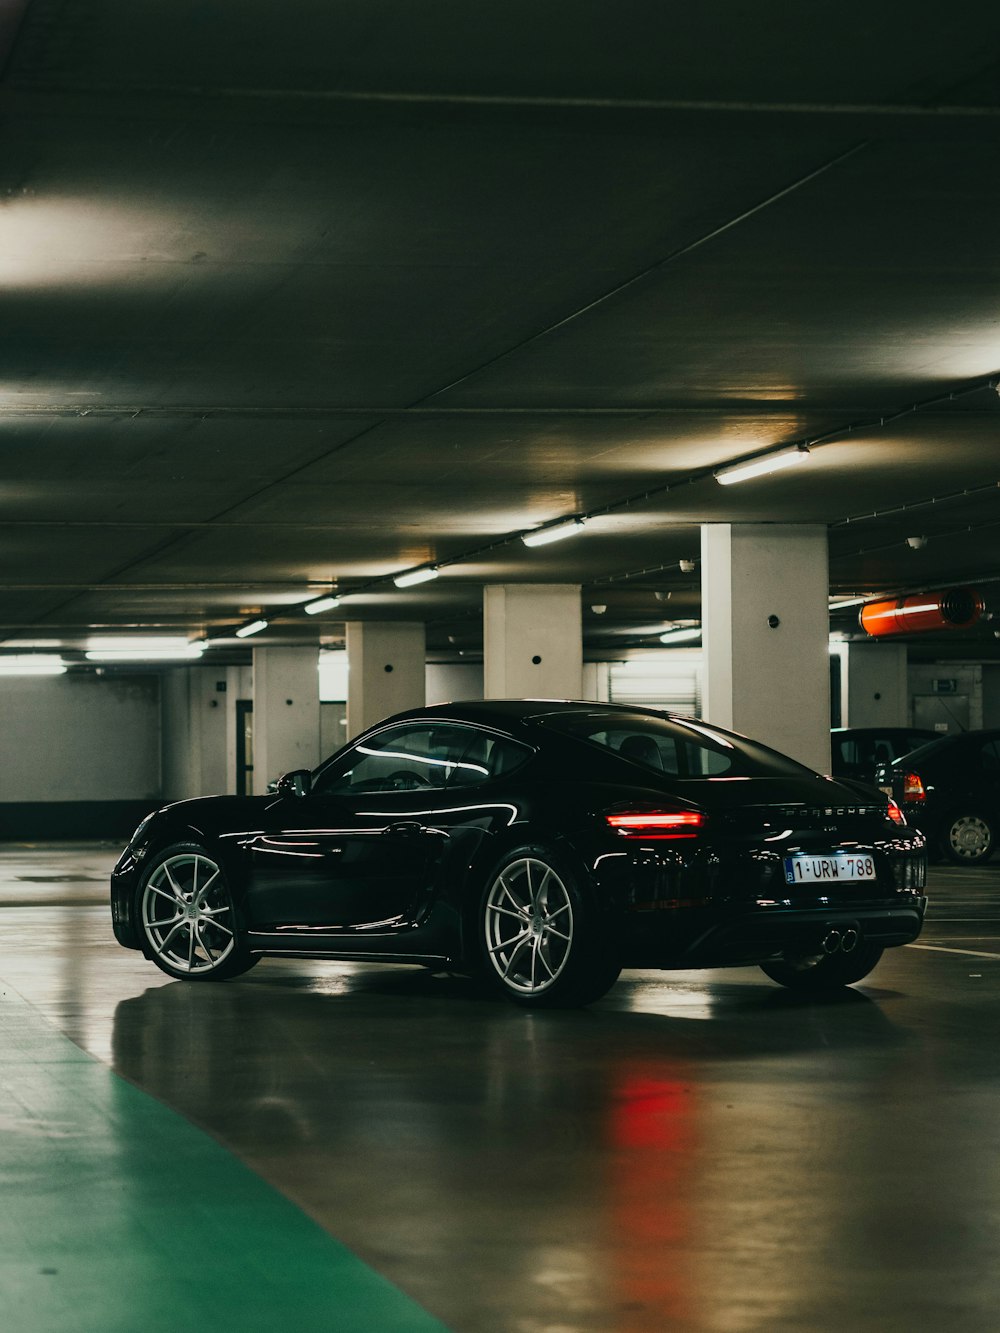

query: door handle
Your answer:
[382,822,448,839]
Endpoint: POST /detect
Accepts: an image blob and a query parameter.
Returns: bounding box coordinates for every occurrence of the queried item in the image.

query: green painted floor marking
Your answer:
[0,983,449,1333]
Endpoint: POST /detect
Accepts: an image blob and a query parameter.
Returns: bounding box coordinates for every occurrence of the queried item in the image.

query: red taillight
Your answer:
[902,772,926,803]
[606,811,705,839]
[887,798,906,825]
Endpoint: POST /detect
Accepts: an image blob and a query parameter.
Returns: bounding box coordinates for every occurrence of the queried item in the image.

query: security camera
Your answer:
[906,536,927,550]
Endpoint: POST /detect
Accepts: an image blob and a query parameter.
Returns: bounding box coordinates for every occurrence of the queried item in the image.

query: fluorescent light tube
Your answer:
[235,619,269,638]
[304,595,343,615]
[522,518,585,547]
[86,646,206,662]
[658,627,702,644]
[393,567,439,588]
[715,447,809,486]
[0,655,67,675]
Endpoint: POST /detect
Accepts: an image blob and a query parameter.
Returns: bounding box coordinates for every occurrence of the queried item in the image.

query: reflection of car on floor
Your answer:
[831,726,937,785]
[876,729,1000,865]
[111,700,928,1007]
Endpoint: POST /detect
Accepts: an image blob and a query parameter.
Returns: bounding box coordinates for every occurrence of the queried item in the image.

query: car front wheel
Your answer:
[138,843,259,981]
[479,849,620,1008]
[761,939,884,990]
[942,811,995,865]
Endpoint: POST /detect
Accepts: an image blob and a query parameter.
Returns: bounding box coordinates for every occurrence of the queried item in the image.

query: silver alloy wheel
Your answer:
[483,857,574,995]
[948,815,993,860]
[141,853,237,974]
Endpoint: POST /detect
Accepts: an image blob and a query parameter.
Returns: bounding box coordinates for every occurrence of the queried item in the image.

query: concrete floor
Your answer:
[2,844,999,1332]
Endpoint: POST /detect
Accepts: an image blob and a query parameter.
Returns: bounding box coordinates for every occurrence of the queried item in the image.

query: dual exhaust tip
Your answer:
[822,927,860,955]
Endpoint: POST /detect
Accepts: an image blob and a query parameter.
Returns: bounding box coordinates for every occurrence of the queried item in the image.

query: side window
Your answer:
[981,740,1000,774]
[611,728,732,777]
[836,738,860,768]
[315,724,528,795]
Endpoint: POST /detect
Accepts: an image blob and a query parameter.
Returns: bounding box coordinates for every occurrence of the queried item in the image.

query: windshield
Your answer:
[533,709,817,780]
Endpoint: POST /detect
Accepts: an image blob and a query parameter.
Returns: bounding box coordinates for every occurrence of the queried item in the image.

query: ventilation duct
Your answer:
[859,588,984,638]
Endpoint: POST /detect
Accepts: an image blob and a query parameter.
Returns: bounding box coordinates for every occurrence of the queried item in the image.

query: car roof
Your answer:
[386,698,667,728]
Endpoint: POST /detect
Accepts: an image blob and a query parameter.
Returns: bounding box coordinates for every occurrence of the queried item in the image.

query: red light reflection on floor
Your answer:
[608,1065,699,1330]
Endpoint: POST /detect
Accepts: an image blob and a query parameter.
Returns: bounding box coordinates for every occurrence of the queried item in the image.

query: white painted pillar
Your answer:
[225,664,253,794]
[161,666,228,799]
[701,524,830,772]
[345,622,425,739]
[483,585,582,699]
[251,647,321,794]
[843,642,909,728]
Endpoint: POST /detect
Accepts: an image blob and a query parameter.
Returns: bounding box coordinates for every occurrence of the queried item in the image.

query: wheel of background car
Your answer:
[942,811,996,865]
[388,770,432,789]
[138,842,258,981]
[479,848,621,1008]
[760,939,884,990]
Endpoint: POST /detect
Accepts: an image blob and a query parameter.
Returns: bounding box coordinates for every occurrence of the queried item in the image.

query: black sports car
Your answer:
[111,700,928,1007]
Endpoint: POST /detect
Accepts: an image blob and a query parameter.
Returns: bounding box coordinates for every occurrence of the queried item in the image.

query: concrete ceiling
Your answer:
[2,1,1000,664]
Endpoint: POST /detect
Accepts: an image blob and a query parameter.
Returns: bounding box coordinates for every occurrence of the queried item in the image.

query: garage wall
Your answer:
[0,674,162,839]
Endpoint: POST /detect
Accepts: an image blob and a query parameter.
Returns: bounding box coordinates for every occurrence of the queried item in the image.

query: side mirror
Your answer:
[275,769,313,798]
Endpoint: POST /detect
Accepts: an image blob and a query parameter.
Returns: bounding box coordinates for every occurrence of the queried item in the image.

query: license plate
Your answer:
[784,854,876,885]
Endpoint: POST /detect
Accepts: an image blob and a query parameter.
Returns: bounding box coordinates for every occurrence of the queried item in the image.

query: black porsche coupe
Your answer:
[111,699,928,1006]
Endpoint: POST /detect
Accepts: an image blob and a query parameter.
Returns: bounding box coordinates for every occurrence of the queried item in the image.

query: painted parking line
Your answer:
[907,944,1000,960]
[0,983,448,1333]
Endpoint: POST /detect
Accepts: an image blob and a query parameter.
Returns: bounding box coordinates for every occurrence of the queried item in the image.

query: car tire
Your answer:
[479,847,621,1008]
[760,939,884,990]
[137,842,259,982]
[941,811,996,865]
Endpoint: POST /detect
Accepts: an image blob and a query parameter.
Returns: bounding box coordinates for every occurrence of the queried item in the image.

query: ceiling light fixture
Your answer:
[304,594,343,615]
[522,518,585,547]
[235,619,269,638]
[84,636,207,662]
[393,567,439,588]
[0,654,67,675]
[658,627,702,645]
[86,646,206,662]
[714,446,809,486]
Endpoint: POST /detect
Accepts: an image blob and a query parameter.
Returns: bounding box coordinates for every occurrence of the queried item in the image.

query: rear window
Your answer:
[897,736,954,767]
[533,710,815,779]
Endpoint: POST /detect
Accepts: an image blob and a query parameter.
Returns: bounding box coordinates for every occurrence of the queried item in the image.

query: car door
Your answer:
[242,721,525,941]
[978,738,1000,818]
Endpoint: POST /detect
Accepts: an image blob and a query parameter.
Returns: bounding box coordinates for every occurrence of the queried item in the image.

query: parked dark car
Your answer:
[111,700,927,1007]
[831,727,938,785]
[876,729,1000,865]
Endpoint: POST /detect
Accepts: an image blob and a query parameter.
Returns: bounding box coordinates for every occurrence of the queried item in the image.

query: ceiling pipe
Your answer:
[859,588,984,638]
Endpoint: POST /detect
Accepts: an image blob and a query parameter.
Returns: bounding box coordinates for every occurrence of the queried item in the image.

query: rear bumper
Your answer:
[617,897,927,969]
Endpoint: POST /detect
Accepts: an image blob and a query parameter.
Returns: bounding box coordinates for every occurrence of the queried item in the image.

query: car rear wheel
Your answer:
[942,811,995,865]
[480,849,621,1008]
[760,939,884,990]
[138,843,259,981]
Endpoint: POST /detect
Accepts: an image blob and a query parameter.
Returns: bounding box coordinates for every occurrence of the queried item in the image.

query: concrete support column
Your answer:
[701,524,830,772]
[225,664,253,794]
[841,642,908,728]
[483,585,582,699]
[251,647,320,794]
[345,622,425,740]
[161,667,228,800]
